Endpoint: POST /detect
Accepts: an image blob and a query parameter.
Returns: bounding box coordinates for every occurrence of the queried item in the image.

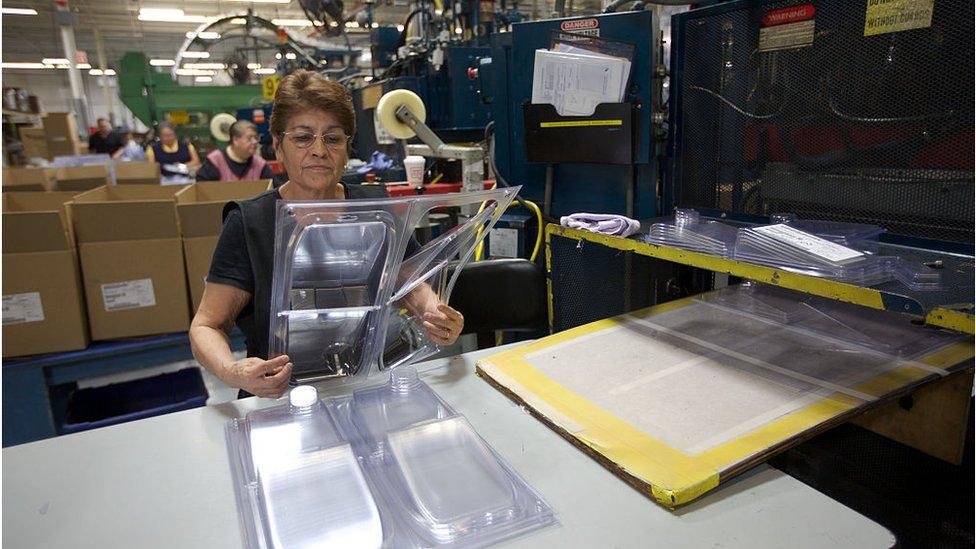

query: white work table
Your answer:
[2,345,894,548]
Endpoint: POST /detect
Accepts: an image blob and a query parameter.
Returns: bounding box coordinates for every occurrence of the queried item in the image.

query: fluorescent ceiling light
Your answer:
[275,52,282,59]
[150,59,176,66]
[89,69,117,76]
[187,31,221,39]
[55,63,92,70]
[1,62,49,69]
[42,58,70,65]
[285,52,297,60]
[229,18,247,24]
[181,51,211,58]
[1,7,38,16]
[272,18,318,27]
[226,0,290,3]
[253,68,276,75]
[183,62,225,70]
[246,62,261,69]
[194,76,213,83]
[175,68,216,76]
[138,8,209,23]
[396,25,404,31]
[344,21,359,28]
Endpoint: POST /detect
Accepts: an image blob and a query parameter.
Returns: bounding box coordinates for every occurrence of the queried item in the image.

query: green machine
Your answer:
[118,52,264,152]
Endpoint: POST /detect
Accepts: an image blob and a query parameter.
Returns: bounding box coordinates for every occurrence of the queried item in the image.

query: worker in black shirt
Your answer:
[189,70,464,399]
[196,120,275,182]
[88,117,123,155]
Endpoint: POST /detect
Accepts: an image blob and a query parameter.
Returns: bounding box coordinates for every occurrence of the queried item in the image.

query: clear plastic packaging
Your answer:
[643,208,738,257]
[733,223,894,285]
[227,370,556,548]
[269,188,518,384]
[769,213,886,245]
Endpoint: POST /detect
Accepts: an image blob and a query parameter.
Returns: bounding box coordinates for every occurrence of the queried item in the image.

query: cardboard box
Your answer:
[71,184,191,340]
[3,191,89,357]
[19,127,49,160]
[115,161,161,185]
[42,112,79,140]
[175,180,272,311]
[55,165,110,192]
[2,167,56,191]
[46,138,85,159]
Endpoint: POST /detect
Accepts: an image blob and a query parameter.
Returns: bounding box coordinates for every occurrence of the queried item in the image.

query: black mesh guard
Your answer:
[673,1,974,244]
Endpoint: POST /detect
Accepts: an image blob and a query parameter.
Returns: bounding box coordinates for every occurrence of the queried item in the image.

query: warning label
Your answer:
[758,19,816,52]
[2,292,45,325]
[101,278,157,312]
[864,0,934,36]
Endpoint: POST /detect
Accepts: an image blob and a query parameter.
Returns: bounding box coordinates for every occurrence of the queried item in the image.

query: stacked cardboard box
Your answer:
[175,180,272,312]
[42,112,84,158]
[55,165,110,192]
[71,185,191,340]
[2,167,56,191]
[115,161,161,185]
[18,127,49,160]
[3,191,89,357]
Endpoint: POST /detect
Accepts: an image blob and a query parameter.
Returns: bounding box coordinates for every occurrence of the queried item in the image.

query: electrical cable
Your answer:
[687,85,785,120]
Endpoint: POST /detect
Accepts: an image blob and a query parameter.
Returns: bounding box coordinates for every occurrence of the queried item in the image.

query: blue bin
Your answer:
[62,367,209,434]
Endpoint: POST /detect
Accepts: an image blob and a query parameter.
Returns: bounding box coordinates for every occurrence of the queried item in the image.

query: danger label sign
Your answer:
[560,18,599,32]
[762,4,816,27]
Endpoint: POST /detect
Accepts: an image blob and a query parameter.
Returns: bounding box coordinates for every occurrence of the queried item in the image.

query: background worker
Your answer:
[88,117,123,156]
[146,122,201,183]
[196,120,274,182]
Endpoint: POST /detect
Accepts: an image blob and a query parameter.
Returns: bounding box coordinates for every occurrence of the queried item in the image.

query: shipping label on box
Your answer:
[101,278,157,311]
[2,291,45,324]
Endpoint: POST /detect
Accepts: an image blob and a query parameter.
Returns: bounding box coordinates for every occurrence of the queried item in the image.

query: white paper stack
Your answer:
[531,48,630,116]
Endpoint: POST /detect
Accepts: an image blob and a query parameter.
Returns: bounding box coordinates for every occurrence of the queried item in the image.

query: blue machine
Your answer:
[350,46,491,163]
[483,11,664,218]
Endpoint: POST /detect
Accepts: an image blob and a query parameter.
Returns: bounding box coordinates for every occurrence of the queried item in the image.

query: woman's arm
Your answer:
[187,143,202,169]
[401,283,464,346]
[189,282,292,398]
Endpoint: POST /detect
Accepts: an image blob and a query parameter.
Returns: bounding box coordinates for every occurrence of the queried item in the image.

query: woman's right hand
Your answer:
[225,355,293,398]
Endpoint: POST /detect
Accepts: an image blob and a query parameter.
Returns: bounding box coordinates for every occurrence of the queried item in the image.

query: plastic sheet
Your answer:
[770,213,886,244]
[269,188,518,384]
[226,369,555,548]
[643,208,738,257]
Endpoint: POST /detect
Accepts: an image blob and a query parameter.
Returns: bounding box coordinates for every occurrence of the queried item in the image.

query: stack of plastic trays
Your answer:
[695,281,816,324]
[226,386,384,549]
[769,214,886,245]
[347,366,556,547]
[644,208,738,258]
[734,223,893,286]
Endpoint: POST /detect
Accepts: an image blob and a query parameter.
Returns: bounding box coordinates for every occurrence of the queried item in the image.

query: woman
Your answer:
[196,120,275,182]
[189,70,463,398]
[146,122,201,183]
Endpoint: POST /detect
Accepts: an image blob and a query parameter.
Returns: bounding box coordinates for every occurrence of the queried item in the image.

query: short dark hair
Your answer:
[230,119,257,140]
[270,70,354,138]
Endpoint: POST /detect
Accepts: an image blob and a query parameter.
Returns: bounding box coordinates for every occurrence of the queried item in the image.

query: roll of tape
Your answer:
[375,89,426,139]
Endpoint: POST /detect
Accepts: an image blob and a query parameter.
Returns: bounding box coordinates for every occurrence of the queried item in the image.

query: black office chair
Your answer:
[448,258,548,349]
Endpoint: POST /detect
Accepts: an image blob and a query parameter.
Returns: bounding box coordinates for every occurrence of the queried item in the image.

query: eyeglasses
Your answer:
[281,131,350,151]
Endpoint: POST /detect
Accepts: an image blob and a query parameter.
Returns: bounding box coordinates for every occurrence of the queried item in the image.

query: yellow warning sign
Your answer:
[261,75,281,100]
[864,0,934,37]
[166,110,189,125]
[540,119,623,129]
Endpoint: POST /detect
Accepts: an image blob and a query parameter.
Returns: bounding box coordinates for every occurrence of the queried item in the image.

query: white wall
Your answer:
[2,69,146,132]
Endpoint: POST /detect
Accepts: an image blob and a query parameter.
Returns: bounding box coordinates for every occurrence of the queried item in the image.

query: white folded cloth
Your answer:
[560,212,641,237]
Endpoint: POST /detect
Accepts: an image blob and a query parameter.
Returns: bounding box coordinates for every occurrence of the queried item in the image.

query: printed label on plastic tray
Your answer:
[752,224,864,263]
[101,278,156,311]
[490,228,519,258]
[2,292,45,324]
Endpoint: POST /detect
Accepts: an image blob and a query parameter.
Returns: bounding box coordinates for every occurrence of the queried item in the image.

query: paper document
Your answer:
[531,49,629,116]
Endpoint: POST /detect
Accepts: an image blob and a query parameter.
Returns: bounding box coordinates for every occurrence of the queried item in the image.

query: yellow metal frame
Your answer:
[545,224,975,335]
[478,297,976,508]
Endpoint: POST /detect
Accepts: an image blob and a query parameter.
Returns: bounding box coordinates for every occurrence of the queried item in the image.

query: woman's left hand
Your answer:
[422,303,464,346]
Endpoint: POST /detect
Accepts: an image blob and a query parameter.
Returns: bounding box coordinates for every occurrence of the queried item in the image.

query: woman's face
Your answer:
[231,128,259,158]
[273,108,348,194]
[160,127,177,146]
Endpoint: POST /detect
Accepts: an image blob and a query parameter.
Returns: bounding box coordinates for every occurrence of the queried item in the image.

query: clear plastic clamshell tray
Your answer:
[229,189,555,547]
[269,188,518,384]
[227,368,556,548]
